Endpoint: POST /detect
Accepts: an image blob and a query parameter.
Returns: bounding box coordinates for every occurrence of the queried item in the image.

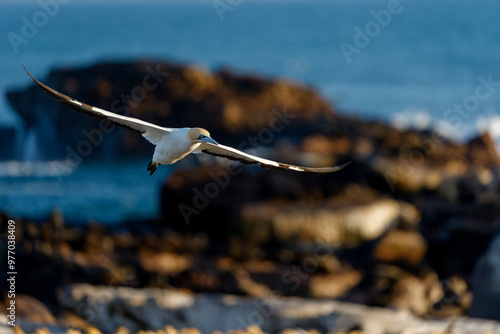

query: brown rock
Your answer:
[114,327,130,334]
[389,272,442,316]
[466,132,500,167]
[233,268,273,298]
[240,192,420,247]
[58,310,93,330]
[15,294,56,324]
[139,251,191,276]
[372,230,427,266]
[309,269,363,299]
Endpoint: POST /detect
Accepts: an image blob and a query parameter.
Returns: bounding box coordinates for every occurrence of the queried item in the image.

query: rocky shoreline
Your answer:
[2,60,500,333]
[1,211,499,334]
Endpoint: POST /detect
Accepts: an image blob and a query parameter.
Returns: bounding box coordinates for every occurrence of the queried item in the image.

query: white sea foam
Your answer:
[391,109,432,132]
[476,109,500,153]
[391,108,500,155]
[0,160,74,177]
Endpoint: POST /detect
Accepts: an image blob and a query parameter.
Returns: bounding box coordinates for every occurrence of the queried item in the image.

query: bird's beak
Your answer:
[197,135,218,145]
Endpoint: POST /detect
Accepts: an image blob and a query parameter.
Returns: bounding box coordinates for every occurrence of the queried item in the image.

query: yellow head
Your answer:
[188,128,218,145]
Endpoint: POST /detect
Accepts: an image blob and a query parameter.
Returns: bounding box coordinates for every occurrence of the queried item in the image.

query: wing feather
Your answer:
[24,66,172,144]
[200,143,351,173]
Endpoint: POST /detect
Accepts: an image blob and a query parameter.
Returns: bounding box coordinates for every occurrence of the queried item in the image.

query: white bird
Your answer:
[25,67,351,175]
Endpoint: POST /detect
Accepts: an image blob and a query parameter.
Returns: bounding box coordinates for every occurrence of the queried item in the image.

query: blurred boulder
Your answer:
[139,251,191,276]
[388,272,442,316]
[466,132,500,167]
[59,284,194,333]
[368,130,500,193]
[469,232,500,320]
[309,268,362,299]
[422,200,500,277]
[372,230,427,266]
[15,294,56,325]
[240,195,419,247]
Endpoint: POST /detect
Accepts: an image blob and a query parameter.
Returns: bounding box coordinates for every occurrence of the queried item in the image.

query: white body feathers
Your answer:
[151,128,201,165]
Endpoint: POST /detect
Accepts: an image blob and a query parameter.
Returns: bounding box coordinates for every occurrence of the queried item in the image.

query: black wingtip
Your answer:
[22,65,41,86]
[22,64,32,78]
[339,161,352,170]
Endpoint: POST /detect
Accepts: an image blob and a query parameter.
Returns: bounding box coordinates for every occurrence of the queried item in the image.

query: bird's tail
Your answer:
[147,161,159,175]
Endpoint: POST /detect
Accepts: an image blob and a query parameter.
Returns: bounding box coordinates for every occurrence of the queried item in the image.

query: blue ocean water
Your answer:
[0,159,172,223]
[1,0,500,222]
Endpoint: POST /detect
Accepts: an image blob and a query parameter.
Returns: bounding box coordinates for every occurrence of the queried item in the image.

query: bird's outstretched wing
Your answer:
[200,142,351,173]
[24,66,172,145]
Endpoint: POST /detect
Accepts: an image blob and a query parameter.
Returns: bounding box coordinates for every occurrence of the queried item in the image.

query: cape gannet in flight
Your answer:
[25,67,350,175]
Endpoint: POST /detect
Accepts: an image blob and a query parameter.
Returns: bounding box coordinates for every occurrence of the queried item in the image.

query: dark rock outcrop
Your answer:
[7,61,334,161]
